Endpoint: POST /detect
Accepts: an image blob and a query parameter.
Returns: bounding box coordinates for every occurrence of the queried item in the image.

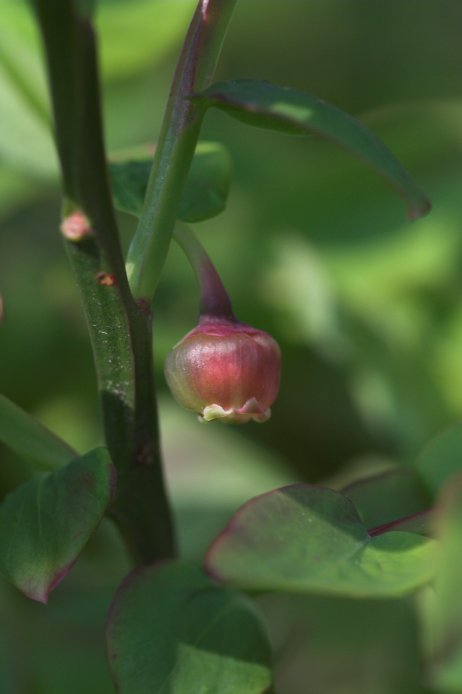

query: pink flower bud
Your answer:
[164,318,281,423]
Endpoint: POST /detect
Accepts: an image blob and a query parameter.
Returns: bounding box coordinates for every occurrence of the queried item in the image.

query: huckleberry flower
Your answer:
[164,316,281,423]
[165,224,281,423]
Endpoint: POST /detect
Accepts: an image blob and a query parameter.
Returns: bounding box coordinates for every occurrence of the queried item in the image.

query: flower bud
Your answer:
[164,318,281,423]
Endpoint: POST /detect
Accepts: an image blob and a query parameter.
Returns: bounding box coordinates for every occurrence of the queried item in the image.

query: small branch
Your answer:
[126,0,238,301]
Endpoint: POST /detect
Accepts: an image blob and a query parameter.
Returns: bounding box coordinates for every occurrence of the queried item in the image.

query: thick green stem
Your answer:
[30,0,175,564]
[173,223,235,320]
[126,0,238,301]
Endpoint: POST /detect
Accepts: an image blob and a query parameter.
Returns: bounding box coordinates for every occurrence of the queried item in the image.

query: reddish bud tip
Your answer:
[164,318,281,424]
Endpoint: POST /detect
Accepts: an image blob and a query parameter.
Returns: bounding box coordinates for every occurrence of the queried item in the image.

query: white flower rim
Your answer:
[200,398,271,424]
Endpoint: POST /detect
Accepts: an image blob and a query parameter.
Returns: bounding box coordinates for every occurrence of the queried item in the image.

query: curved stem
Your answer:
[126,0,238,302]
[173,223,235,320]
[30,0,175,564]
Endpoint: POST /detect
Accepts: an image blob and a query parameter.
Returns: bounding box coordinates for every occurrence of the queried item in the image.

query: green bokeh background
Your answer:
[1,1,461,692]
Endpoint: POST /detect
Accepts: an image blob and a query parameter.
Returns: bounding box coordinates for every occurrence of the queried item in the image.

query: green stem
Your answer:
[126,0,238,301]
[173,223,235,320]
[29,0,175,564]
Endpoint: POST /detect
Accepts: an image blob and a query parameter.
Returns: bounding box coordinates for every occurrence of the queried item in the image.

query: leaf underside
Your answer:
[109,140,231,223]
[192,79,431,220]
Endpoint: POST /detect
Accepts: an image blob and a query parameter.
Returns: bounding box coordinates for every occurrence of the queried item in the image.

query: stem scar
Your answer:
[61,210,92,242]
[96,272,118,287]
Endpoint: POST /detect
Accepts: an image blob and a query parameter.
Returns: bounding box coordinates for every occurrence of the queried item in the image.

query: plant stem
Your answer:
[126,0,238,302]
[30,0,174,564]
[173,223,235,320]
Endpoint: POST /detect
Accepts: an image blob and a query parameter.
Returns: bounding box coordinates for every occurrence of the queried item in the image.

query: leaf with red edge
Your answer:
[192,79,431,220]
[206,484,436,598]
[0,447,114,603]
[106,561,272,693]
[342,467,431,531]
[107,562,271,694]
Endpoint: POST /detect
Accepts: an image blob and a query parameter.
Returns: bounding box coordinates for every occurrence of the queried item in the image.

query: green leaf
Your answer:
[416,424,462,498]
[342,467,431,531]
[0,447,114,603]
[178,141,232,222]
[425,475,462,692]
[0,394,77,470]
[109,141,231,222]
[108,157,151,218]
[368,509,435,537]
[192,79,431,220]
[206,484,436,598]
[106,561,272,694]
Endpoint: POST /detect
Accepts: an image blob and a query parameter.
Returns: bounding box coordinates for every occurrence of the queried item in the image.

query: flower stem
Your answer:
[126,0,238,302]
[173,223,235,321]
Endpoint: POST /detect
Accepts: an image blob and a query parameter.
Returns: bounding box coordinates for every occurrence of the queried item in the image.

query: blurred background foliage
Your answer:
[1,1,462,692]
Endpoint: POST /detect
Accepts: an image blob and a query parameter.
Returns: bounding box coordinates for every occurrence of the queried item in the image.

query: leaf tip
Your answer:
[48,563,74,593]
[24,588,49,605]
[24,560,78,604]
[407,194,432,222]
